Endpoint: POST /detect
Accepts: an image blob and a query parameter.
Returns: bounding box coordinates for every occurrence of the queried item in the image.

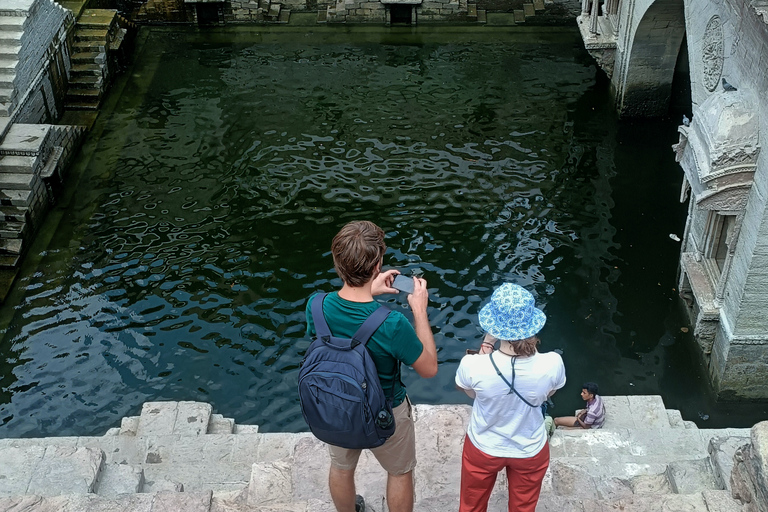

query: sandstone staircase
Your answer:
[0,123,85,268]
[0,396,760,511]
[0,7,24,124]
[64,9,129,111]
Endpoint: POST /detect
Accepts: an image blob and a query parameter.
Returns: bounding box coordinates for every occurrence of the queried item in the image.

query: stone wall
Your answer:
[133,0,576,23]
[688,0,768,400]
[4,0,74,123]
[731,421,768,511]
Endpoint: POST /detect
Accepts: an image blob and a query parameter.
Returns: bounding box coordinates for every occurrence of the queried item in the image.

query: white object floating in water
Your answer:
[669,234,681,242]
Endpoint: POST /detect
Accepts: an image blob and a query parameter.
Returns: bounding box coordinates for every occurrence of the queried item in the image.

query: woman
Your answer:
[455,283,566,512]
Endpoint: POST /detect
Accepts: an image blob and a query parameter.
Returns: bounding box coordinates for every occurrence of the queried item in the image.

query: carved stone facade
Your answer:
[578,0,768,399]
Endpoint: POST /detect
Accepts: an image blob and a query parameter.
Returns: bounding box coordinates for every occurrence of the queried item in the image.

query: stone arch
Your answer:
[614,0,686,117]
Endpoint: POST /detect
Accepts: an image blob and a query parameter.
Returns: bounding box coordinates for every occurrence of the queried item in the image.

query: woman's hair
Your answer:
[489,335,540,357]
[331,221,386,288]
[582,382,599,396]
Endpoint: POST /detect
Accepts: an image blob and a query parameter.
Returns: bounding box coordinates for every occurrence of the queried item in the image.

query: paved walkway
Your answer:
[0,396,754,511]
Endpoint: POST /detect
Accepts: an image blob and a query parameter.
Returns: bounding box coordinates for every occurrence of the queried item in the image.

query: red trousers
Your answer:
[459,435,550,512]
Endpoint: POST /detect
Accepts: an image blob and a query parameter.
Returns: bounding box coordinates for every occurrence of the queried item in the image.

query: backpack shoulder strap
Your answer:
[351,306,390,347]
[311,293,331,339]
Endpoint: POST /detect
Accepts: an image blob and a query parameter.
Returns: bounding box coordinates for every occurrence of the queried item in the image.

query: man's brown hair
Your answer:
[331,221,386,287]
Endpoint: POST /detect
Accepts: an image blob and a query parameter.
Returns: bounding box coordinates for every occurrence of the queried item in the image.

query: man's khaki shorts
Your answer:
[328,396,416,475]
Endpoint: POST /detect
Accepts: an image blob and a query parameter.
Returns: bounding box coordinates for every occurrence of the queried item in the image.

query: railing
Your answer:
[582,0,620,37]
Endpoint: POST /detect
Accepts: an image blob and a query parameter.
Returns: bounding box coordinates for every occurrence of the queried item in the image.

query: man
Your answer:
[554,382,605,429]
[305,220,438,512]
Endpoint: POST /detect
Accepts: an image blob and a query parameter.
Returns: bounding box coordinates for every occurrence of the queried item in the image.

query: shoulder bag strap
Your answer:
[489,353,539,409]
[311,293,331,341]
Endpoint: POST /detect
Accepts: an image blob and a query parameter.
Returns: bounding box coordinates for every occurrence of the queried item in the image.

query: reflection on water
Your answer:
[0,26,764,438]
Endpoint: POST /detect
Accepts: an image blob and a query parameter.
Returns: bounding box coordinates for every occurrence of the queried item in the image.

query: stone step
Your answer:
[71,50,104,64]
[0,445,104,497]
[0,43,21,58]
[70,62,104,77]
[0,220,25,238]
[601,395,675,430]
[65,99,100,110]
[66,88,102,104]
[0,204,28,222]
[0,237,22,254]
[0,16,26,30]
[0,31,23,45]
[0,188,31,207]
[77,9,118,29]
[94,462,144,496]
[709,435,750,492]
[69,74,102,87]
[136,401,213,437]
[208,413,235,434]
[0,154,36,173]
[550,426,748,464]
[0,172,38,190]
[0,124,51,155]
[0,491,213,511]
[73,39,107,52]
[75,28,109,41]
[0,252,18,267]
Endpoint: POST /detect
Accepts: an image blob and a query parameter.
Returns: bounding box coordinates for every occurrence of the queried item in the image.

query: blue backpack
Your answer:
[298,293,396,449]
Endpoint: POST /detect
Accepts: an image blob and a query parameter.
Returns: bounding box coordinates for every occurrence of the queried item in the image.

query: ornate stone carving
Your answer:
[702,16,724,92]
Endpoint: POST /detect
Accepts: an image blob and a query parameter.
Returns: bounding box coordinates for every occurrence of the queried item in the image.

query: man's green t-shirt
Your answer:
[305,291,424,407]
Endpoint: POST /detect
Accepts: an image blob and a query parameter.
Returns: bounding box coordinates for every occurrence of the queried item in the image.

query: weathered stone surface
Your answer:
[248,459,294,506]
[731,421,768,512]
[666,459,720,494]
[26,446,104,496]
[702,489,745,512]
[709,435,750,491]
[95,462,144,496]
[0,446,46,496]
[137,402,179,437]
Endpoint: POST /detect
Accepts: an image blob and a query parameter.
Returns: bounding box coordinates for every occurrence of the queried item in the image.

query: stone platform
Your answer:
[0,396,763,511]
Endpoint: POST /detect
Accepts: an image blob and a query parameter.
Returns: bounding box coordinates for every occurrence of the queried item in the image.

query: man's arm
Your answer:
[408,277,438,378]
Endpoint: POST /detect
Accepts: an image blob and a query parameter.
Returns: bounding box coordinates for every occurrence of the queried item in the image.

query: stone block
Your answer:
[137,402,179,437]
[95,462,144,496]
[666,409,686,429]
[120,415,139,435]
[248,459,294,506]
[523,2,534,16]
[208,414,235,434]
[709,435,750,491]
[602,396,634,429]
[513,9,524,22]
[666,459,719,494]
[701,489,744,512]
[150,490,212,511]
[26,446,104,496]
[0,445,46,495]
[627,395,671,429]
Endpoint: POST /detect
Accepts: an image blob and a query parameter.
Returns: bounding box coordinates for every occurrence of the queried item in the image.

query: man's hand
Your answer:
[407,277,429,313]
[409,277,438,378]
[371,269,400,296]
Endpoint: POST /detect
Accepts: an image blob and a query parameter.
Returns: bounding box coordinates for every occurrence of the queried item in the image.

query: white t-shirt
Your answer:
[455,351,566,458]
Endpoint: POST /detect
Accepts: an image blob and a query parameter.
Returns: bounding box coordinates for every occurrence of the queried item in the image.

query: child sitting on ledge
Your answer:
[554,382,605,429]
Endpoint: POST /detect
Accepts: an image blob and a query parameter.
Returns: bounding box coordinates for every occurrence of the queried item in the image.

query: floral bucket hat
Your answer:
[478,283,546,341]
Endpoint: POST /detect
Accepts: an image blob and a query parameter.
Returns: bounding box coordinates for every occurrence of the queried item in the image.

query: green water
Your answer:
[0,25,765,437]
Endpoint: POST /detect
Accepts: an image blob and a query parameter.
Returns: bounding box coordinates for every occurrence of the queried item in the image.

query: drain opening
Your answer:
[196,3,221,25]
[390,5,413,24]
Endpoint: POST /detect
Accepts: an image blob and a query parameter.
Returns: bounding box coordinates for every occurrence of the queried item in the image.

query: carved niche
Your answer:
[673,90,760,210]
[702,16,724,92]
